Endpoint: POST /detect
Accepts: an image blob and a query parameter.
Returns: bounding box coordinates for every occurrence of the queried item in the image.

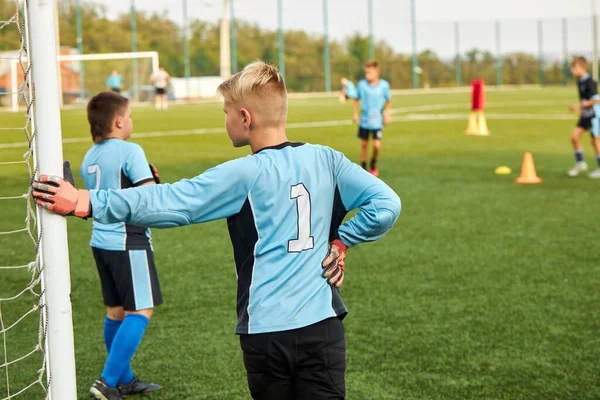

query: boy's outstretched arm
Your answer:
[32,158,257,227]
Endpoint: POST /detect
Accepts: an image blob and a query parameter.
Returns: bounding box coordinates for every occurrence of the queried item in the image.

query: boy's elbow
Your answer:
[377,193,401,232]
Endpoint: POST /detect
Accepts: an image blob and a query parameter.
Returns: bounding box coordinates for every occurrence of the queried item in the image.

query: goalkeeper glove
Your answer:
[149,163,160,184]
[32,161,91,218]
[322,239,348,288]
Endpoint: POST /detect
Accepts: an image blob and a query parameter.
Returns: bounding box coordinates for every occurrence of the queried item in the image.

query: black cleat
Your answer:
[89,377,124,400]
[118,376,161,395]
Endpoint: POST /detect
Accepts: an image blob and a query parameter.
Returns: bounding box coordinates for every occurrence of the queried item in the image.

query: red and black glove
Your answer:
[149,163,160,184]
[32,161,90,218]
[321,239,348,288]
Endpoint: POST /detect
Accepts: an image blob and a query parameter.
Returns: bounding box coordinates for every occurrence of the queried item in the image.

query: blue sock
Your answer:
[575,149,584,162]
[103,317,121,352]
[101,314,149,388]
[103,317,135,385]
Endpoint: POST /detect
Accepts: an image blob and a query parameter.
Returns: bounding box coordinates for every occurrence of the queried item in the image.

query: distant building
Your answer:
[0,47,82,105]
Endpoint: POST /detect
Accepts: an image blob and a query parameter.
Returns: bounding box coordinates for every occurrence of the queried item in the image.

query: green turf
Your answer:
[2,86,600,399]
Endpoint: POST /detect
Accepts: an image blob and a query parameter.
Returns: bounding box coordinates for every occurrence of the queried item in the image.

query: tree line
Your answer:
[0,0,572,93]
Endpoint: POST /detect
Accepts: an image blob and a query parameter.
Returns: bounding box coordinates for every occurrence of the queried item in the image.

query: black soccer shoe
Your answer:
[118,377,161,395]
[89,377,124,400]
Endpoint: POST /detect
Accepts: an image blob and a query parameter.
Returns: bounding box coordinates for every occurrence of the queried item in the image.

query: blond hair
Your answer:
[217,61,286,104]
[218,61,288,128]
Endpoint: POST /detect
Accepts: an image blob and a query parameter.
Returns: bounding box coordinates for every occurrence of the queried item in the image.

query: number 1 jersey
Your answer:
[88,142,401,334]
[80,138,155,251]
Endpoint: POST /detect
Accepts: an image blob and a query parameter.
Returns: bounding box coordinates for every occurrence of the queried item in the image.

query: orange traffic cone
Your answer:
[465,111,490,136]
[515,152,542,184]
[465,111,478,134]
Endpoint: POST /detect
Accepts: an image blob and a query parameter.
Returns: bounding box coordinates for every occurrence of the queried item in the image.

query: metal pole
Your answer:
[131,0,138,101]
[75,0,85,101]
[231,0,237,74]
[495,20,502,86]
[54,1,63,107]
[563,18,569,85]
[368,0,374,60]
[593,0,598,80]
[538,19,544,85]
[323,0,330,92]
[410,0,418,89]
[277,0,284,79]
[183,0,190,97]
[27,0,77,397]
[220,0,231,80]
[454,21,461,87]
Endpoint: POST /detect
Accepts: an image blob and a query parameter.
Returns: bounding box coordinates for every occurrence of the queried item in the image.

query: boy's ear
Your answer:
[240,108,252,129]
[114,115,123,129]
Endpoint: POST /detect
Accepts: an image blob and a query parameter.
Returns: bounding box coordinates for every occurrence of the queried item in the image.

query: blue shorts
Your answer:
[577,117,600,138]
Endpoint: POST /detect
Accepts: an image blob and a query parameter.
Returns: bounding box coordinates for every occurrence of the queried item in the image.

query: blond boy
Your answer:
[33,61,401,400]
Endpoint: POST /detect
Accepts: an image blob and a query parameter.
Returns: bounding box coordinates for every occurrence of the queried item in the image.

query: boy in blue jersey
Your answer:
[338,77,357,103]
[352,61,392,177]
[80,92,161,399]
[567,56,600,178]
[105,70,123,93]
[33,61,401,400]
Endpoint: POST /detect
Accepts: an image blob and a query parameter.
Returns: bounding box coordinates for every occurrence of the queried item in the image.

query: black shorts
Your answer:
[92,247,162,311]
[240,317,346,400]
[577,117,600,138]
[358,127,383,140]
[155,87,166,95]
[111,88,121,93]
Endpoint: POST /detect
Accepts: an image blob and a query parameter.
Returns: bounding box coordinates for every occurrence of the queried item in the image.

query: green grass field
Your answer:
[2,86,600,399]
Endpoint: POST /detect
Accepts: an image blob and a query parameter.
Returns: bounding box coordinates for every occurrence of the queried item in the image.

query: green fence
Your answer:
[0,0,597,93]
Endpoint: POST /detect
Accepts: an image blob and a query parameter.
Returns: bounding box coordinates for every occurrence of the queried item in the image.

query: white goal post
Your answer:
[10,51,160,112]
[27,0,77,398]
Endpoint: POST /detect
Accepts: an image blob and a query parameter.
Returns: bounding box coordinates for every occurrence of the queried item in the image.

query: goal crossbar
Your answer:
[10,51,160,111]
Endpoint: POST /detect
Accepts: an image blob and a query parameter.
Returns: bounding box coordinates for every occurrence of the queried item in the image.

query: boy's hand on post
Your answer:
[32,175,91,218]
[322,239,348,288]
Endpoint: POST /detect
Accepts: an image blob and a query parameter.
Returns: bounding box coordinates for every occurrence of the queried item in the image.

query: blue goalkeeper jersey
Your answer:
[80,138,155,251]
[105,74,123,90]
[356,79,391,130]
[88,142,401,334]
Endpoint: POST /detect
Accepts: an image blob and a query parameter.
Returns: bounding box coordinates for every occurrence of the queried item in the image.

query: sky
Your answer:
[99,0,597,58]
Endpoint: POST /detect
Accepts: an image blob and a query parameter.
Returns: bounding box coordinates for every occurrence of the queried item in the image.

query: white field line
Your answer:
[0,111,575,150]
[390,100,568,114]
[397,113,574,121]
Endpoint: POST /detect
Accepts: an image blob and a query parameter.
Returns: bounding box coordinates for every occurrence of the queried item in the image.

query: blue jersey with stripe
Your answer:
[345,81,358,99]
[80,139,154,251]
[88,142,401,334]
[578,74,600,119]
[356,79,391,130]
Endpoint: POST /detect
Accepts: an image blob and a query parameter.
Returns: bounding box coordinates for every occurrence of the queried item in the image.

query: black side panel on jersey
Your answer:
[329,186,348,242]
[329,185,348,318]
[227,198,258,334]
[588,79,598,98]
[121,170,151,249]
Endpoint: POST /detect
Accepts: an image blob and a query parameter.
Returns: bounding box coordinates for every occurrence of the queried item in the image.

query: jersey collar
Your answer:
[580,74,591,82]
[254,141,304,154]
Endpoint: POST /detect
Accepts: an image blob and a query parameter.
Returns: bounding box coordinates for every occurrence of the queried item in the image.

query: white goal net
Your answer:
[0,0,76,399]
